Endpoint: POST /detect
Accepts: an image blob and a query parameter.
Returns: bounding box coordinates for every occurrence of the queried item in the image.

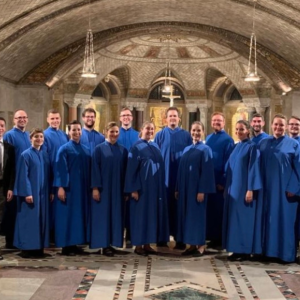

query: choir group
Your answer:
[0,106,300,264]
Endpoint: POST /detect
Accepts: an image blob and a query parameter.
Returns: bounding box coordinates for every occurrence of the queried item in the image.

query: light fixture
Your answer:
[81,0,98,78]
[244,0,261,82]
[162,61,172,93]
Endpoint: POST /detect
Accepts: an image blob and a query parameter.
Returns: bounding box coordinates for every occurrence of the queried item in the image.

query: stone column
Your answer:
[64,98,90,123]
[186,104,198,129]
[134,102,147,130]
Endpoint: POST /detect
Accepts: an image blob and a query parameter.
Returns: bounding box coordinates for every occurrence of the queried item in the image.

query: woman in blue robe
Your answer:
[14,128,50,258]
[125,121,169,256]
[259,114,300,263]
[176,121,215,256]
[222,120,262,261]
[91,122,128,256]
[54,120,91,256]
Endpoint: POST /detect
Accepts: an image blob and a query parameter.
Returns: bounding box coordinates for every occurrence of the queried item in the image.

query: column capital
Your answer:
[185,104,198,113]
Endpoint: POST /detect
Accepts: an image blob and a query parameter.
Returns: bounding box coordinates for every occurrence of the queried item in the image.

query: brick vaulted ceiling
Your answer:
[0,0,300,92]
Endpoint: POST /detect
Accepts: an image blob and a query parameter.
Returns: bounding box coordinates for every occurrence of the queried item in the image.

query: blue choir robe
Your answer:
[259,136,300,262]
[14,147,50,250]
[124,139,169,245]
[176,142,215,245]
[3,128,31,195]
[251,132,269,145]
[81,128,105,154]
[154,127,192,237]
[90,141,128,248]
[292,136,300,239]
[118,127,139,151]
[205,130,234,241]
[54,140,91,247]
[43,127,69,228]
[222,139,262,254]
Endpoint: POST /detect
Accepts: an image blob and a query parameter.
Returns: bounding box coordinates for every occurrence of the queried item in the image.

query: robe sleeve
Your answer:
[221,139,234,186]
[247,144,262,191]
[16,154,32,197]
[287,143,300,194]
[124,146,142,193]
[91,145,103,190]
[54,146,69,188]
[198,147,216,194]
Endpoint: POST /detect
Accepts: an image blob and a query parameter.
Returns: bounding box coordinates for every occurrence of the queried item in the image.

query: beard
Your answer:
[85,122,95,129]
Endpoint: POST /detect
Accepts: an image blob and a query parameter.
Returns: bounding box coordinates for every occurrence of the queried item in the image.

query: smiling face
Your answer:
[47,113,61,130]
[31,132,44,149]
[141,123,155,141]
[82,112,96,129]
[14,110,28,131]
[272,117,286,138]
[69,124,82,142]
[106,126,119,144]
[251,116,265,134]
[0,120,6,139]
[166,109,180,129]
[119,109,133,128]
[211,114,225,132]
[235,123,250,141]
[191,123,203,143]
[288,117,300,137]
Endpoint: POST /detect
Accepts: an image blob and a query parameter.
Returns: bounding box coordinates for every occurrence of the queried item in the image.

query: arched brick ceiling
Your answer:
[0,0,299,91]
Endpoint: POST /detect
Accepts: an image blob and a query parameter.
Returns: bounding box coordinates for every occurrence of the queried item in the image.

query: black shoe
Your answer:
[5,244,17,250]
[102,247,114,257]
[193,250,205,257]
[228,253,249,262]
[134,248,148,256]
[144,247,157,255]
[206,240,222,249]
[61,246,76,256]
[20,250,35,259]
[157,242,169,248]
[181,248,197,256]
[174,242,186,250]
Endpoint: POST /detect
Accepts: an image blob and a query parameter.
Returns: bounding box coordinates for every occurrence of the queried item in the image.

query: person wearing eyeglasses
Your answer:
[81,108,105,154]
[3,110,30,249]
[250,113,269,144]
[118,107,139,151]
[288,116,300,142]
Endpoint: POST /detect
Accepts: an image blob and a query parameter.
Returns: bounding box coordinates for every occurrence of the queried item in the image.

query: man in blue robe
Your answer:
[3,110,31,249]
[54,120,91,256]
[118,107,139,151]
[206,112,234,247]
[81,108,105,153]
[154,107,192,249]
[250,113,269,144]
[259,114,300,263]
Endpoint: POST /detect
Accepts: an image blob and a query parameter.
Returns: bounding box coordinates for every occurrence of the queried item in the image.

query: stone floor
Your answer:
[0,237,300,300]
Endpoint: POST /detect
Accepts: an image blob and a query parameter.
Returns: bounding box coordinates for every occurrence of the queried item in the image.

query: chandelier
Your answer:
[244,0,261,82]
[81,0,98,78]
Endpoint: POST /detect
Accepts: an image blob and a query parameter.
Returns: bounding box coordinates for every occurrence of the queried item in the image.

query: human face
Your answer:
[235,123,249,141]
[14,110,28,131]
[69,124,82,142]
[31,132,44,149]
[0,120,6,138]
[106,126,119,144]
[119,110,133,128]
[47,113,61,130]
[141,123,155,141]
[166,110,180,129]
[288,118,300,137]
[272,117,286,138]
[191,124,203,144]
[82,112,96,129]
[211,114,225,132]
[250,117,265,134]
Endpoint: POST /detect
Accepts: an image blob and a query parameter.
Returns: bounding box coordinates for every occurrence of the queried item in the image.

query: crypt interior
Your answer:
[1,1,300,300]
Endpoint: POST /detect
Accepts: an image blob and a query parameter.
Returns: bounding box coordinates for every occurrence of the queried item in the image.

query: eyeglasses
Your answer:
[288,123,300,126]
[120,114,132,117]
[14,117,28,120]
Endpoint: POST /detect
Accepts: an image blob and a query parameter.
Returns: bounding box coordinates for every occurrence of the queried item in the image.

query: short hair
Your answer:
[30,128,44,139]
[211,112,225,120]
[120,107,133,115]
[47,108,60,116]
[289,115,300,123]
[272,113,287,123]
[14,109,27,117]
[165,107,180,118]
[82,108,96,117]
[0,117,6,124]
[252,113,264,121]
[67,120,82,131]
[191,121,205,132]
[139,121,155,138]
[105,121,118,131]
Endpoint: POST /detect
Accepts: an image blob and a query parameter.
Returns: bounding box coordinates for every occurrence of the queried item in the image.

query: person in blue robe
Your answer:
[154,107,192,249]
[14,129,50,258]
[91,122,128,256]
[3,110,31,249]
[222,120,262,261]
[205,112,234,247]
[125,121,169,256]
[176,121,215,257]
[81,108,105,153]
[54,120,91,256]
[250,113,269,145]
[258,114,300,263]
[43,109,69,238]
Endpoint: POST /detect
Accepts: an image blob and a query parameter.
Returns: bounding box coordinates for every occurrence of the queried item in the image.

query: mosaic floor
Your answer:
[0,238,300,300]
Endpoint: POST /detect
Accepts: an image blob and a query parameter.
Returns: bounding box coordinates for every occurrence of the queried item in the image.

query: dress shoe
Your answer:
[144,247,157,255]
[102,247,114,257]
[134,248,148,256]
[181,248,197,256]
[61,246,76,256]
[5,244,17,250]
[228,253,249,262]
[174,242,186,250]
[157,242,169,248]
